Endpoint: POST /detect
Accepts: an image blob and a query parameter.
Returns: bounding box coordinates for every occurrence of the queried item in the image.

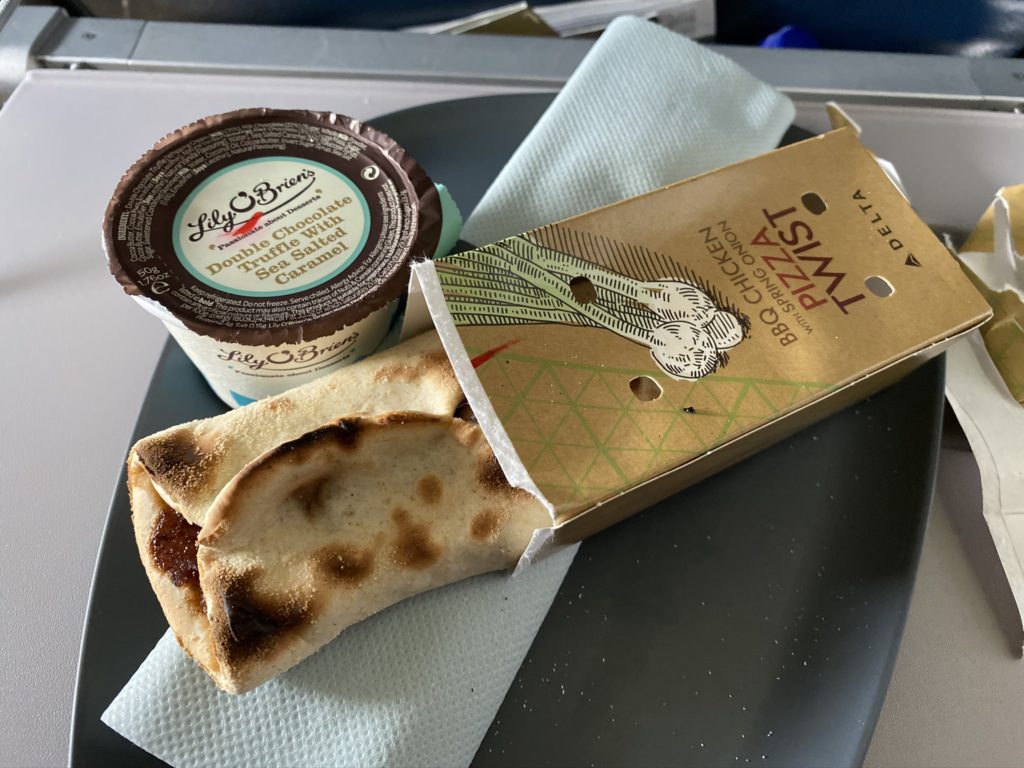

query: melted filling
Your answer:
[149,506,202,590]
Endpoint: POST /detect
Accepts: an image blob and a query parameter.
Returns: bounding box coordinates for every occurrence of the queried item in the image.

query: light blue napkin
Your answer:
[462,15,795,246]
[102,18,793,768]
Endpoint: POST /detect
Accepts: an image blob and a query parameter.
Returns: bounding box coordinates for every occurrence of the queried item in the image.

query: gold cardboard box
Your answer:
[412,127,992,543]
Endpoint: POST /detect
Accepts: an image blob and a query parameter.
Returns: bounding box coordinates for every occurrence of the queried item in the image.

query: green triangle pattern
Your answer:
[472,349,829,514]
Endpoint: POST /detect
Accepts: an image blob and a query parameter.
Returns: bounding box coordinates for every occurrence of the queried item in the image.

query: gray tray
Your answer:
[70,93,941,767]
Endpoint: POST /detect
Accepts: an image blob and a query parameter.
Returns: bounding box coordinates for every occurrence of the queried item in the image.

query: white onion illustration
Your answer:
[440,236,748,381]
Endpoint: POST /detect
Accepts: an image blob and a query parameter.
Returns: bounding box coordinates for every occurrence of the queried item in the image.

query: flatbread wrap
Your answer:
[127,332,551,693]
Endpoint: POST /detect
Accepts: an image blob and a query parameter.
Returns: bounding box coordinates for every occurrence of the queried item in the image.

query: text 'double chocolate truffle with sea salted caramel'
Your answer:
[104,108,461,407]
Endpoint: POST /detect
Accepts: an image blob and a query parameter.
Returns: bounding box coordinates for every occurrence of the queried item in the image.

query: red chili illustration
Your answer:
[471,339,520,369]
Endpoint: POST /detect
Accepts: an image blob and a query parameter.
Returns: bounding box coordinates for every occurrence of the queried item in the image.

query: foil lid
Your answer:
[104,108,444,345]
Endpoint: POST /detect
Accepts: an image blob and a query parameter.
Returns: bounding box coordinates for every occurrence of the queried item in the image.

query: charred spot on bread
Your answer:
[417,475,443,504]
[231,420,363,494]
[135,429,215,498]
[477,451,511,492]
[476,447,536,500]
[290,476,330,518]
[214,572,310,664]
[390,508,442,569]
[470,509,505,542]
[331,418,364,449]
[315,544,377,586]
[273,419,363,459]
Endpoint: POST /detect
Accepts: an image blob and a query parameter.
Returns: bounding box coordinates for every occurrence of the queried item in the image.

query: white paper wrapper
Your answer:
[946,332,1024,649]
[102,16,795,767]
[948,190,1024,651]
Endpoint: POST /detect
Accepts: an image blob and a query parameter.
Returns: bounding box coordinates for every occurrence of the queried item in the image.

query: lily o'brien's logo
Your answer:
[185,167,317,242]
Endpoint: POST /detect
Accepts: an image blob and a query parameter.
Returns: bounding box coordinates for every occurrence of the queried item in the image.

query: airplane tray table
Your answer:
[5,42,1024,768]
[69,93,942,768]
